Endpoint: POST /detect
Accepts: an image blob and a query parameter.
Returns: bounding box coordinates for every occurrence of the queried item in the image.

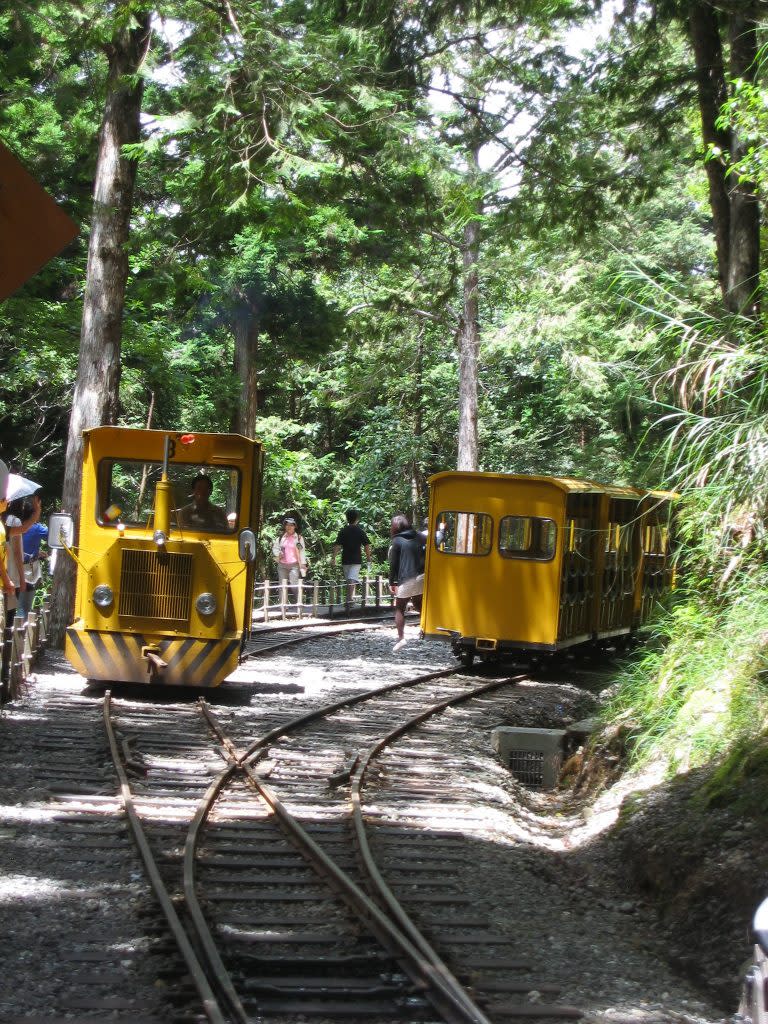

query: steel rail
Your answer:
[195,674,504,1024]
[169,669,489,1024]
[348,674,529,1023]
[102,692,232,1024]
[242,616,407,657]
[236,742,493,1024]
[234,665,463,765]
[181,756,255,1024]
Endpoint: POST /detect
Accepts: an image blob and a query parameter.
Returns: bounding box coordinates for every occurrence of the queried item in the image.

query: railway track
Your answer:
[88,665,585,1023]
[241,613,413,658]
[0,635,728,1024]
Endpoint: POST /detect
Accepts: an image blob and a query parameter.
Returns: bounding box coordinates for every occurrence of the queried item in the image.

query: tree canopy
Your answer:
[1,0,767,565]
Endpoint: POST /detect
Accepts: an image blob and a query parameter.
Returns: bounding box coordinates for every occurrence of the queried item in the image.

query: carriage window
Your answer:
[643,523,668,555]
[606,522,634,553]
[566,517,593,555]
[499,516,556,561]
[97,459,240,533]
[435,512,492,555]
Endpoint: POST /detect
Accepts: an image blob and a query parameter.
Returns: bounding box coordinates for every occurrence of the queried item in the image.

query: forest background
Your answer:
[2,0,768,795]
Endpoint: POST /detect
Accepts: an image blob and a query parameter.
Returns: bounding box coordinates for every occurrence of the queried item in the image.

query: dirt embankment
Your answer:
[577,737,767,1009]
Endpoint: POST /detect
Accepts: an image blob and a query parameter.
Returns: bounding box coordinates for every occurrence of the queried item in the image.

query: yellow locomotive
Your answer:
[51,426,262,686]
[421,472,675,664]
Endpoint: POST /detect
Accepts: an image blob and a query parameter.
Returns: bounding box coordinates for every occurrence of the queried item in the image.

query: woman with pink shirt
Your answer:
[272,517,309,599]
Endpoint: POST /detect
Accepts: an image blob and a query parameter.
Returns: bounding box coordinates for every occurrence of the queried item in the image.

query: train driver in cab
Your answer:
[178,473,230,531]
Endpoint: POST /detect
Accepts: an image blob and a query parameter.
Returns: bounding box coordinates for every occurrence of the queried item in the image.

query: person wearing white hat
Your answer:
[4,497,32,605]
[1,494,28,690]
[0,461,16,627]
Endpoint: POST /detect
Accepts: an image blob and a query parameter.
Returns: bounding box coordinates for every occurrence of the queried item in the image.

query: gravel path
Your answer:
[0,625,733,1023]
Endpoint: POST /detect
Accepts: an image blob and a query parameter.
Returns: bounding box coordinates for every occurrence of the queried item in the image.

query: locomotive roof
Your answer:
[83,425,256,445]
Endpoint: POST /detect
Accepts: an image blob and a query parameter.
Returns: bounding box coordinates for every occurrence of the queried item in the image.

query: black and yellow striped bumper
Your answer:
[65,627,240,687]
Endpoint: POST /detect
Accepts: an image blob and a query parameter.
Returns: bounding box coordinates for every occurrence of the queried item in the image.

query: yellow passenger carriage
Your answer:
[52,426,262,687]
[421,472,674,665]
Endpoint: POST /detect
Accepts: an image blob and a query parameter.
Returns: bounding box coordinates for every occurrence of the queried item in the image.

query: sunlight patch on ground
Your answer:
[0,874,65,901]
[0,873,139,903]
[0,803,111,825]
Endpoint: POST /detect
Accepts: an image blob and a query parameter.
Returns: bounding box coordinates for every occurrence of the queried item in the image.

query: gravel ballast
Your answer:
[0,625,748,1022]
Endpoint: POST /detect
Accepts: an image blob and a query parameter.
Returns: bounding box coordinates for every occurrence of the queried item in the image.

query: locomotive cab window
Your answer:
[97,459,240,533]
[498,516,556,561]
[435,511,492,555]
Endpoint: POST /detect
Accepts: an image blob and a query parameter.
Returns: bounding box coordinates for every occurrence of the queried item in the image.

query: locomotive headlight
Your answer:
[93,584,114,609]
[195,592,217,616]
[153,529,167,547]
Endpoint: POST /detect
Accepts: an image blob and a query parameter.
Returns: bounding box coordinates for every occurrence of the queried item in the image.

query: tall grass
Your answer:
[604,270,768,802]
[605,569,768,776]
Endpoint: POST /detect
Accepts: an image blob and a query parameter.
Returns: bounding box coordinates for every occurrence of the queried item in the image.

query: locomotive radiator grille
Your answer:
[119,549,193,624]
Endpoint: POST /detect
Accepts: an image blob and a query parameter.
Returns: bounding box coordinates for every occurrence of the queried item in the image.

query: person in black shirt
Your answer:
[332,509,371,599]
[388,513,424,653]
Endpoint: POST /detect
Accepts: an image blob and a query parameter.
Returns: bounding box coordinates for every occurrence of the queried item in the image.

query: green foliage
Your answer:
[616,269,768,537]
[703,731,768,814]
[604,567,768,778]
[713,44,768,193]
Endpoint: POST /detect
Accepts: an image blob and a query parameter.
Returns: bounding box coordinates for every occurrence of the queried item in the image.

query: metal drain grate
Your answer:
[508,749,546,788]
[491,727,566,790]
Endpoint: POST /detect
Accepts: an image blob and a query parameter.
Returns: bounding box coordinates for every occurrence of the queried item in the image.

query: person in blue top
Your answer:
[18,491,46,620]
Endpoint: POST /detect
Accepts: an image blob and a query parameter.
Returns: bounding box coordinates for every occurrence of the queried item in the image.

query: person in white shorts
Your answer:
[332,509,371,600]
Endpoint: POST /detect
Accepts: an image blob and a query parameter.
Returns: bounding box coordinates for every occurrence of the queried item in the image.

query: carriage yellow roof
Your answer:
[428,471,632,495]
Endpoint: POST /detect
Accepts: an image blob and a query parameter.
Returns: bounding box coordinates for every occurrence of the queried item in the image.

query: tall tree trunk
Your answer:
[688,1,731,297]
[410,328,425,520]
[49,8,151,647]
[457,210,481,472]
[233,309,259,437]
[687,1,761,315]
[725,7,760,316]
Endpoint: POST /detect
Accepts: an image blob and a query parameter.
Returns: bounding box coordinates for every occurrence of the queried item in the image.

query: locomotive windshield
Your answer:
[97,458,240,533]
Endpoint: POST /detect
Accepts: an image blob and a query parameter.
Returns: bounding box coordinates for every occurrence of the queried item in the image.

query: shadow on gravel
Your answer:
[81,681,254,706]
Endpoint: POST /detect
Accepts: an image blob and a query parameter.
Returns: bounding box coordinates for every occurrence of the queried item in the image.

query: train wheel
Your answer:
[459,649,475,669]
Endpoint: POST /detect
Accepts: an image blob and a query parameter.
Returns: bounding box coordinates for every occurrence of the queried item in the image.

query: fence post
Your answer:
[280,579,288,619]
[1,621,11,702]
[297,577,304,619]
[27,612,39,658]
[362,575,370,608]
[37,602,48,647]
[10,615,26,699]
[375,574,383,608]
[22,617,34,678]
[312,579,319,617]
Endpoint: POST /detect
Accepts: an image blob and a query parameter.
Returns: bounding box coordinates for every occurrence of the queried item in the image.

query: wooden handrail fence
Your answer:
[253,573,393,622]
[1,598,49,703]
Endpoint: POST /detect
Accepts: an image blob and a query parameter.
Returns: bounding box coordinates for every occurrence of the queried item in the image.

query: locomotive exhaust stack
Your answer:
[152,434,176,542]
